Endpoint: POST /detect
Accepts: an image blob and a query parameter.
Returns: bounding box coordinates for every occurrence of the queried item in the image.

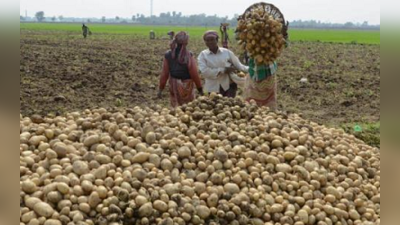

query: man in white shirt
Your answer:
[198,30,249,97]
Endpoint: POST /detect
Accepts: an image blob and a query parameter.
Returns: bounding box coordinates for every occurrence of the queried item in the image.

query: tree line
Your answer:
[20,11,380,30]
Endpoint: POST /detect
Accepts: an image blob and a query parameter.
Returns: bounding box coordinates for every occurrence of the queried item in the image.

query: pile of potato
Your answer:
[236,6,286,65]
[20,94,380,225]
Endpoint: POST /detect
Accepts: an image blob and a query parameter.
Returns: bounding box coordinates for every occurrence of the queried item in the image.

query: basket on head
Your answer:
[239,2,286,26]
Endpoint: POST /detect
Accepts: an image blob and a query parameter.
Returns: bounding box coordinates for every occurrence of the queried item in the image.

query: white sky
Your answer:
[20,0,380,25]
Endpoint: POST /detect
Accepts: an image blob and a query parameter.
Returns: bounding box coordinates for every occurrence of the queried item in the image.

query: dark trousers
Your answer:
[219,83,238,98]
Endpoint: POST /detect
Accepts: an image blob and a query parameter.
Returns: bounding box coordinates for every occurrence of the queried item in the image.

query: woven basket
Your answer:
[239,2,286,26]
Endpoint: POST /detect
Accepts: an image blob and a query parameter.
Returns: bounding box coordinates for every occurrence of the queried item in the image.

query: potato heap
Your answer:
[236,6,286,65]
[20,94,380,225]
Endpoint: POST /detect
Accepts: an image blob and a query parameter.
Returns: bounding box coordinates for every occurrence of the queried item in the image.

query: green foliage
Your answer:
[35,11,45,22]
[303,60,314,70]
[289,29,380,45]
[327,82,338,89]
[20,23,380,44]
[115,99,123,107]
[342,122,380,147]
[20,23,217,38]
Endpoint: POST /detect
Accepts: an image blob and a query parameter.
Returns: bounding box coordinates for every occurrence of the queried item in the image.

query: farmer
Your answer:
[82,24,90,38]
[220,23,230,48]
[158,31,203,107]
[243,22,290,110]
[198,30,248,98]
[167,31,176,50]
[167,31,175,40]
[150,30,156,40]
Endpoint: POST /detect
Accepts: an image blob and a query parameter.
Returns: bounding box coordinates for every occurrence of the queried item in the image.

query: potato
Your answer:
[138,203,153,217]
[153,200,168,212]
[53,142,68,158]
[131,152,150,164]
[224,183,240,195]
[196,205,211,219]
[72,161,89,176]
[178,146,191,158]
[33,202,54,218]
[88,192,101,208]
[44,219,62,225]
[83,135,100,147]
[145,132,156,144]
[21,211,37,223]
[25,197,42,209]
[22,180,37,194]
[298,209,309,223]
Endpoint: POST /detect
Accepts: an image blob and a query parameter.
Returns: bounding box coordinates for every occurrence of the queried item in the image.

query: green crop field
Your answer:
[20,23,380,44]
[288,29,380,45]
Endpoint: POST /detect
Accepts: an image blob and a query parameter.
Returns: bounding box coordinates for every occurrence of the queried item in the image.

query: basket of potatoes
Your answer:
[236,2,289,65]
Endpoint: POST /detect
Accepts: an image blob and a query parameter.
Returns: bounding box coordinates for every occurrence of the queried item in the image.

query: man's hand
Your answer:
[224,66,236,75]
[157,90,163,99]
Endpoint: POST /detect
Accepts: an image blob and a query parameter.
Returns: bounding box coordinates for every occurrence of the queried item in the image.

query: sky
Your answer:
[20,0,381,25]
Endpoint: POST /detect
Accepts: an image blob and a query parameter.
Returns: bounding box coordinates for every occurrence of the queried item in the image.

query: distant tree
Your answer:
[101,16,106,23]
[188,15,196,24]
[344,22,354,28]
[137,14,146,23]
[99,13,377,30]
[35,11,45,22]
[51,16,56,22]
[58,15,64,21]
[87,19,91,23]
[20,15,25,21]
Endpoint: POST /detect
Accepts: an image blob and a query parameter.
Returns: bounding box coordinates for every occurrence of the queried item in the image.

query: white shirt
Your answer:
[198,48,249,93]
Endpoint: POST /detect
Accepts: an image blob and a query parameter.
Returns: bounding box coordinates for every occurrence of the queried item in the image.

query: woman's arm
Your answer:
[159,58,170,91]
[188,56,202,89]
[229,50,249,73]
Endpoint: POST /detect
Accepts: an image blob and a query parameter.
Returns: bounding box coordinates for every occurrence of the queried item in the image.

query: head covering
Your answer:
[170,31,190,65]
[203,30,219,41]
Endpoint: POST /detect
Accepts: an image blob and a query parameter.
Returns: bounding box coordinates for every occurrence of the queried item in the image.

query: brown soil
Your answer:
[20,31,380,129]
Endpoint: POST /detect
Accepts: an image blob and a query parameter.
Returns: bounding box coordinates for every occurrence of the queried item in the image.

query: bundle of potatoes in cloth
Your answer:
[20,94,380,225]
[236,3,287,65]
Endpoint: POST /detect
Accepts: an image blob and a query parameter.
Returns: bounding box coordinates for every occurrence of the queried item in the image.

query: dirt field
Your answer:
[20,30,380,145]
